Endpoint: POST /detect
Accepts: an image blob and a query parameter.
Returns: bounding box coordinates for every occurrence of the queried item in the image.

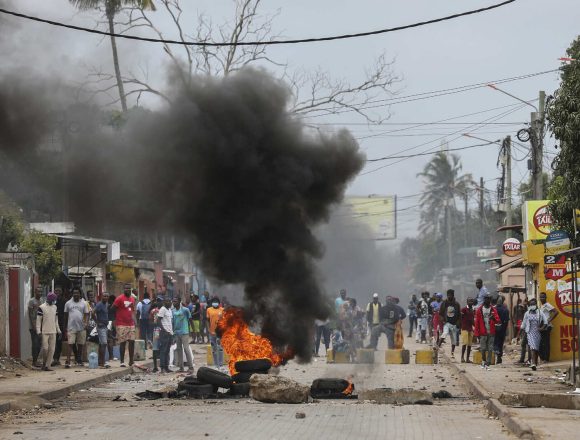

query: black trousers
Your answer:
[30,329,41,363]
[315,324,330,354]
[540,327,552,361]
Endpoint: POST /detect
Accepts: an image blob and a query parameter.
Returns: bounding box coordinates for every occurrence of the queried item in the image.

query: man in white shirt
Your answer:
[156,296,173,373]
[539,292,558,362]
[37,292,62,371]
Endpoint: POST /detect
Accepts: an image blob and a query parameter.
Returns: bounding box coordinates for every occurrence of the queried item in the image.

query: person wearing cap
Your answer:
[416,292,431,343]
[366,293,382,330]
[368,296,405,350]
[36,292,62,371]
[473,293,500,369]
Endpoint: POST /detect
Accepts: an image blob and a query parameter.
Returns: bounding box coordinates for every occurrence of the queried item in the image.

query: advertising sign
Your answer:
[502,238,521,257]
[544,276,580,354]
[545,230,571,253]
[523,200,553,241]
[344,195,397,240]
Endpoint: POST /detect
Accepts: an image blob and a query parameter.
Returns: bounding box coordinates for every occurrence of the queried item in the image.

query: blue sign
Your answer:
[546,230,569,242]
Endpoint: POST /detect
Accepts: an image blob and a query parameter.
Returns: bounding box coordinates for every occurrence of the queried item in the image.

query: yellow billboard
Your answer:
[522,200,553,241]
[343,196,397,240]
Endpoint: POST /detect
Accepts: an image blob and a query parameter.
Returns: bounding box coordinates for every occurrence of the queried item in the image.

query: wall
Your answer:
[0,263,8,355]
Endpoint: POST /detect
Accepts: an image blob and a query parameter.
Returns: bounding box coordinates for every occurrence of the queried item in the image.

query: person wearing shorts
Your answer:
[111,284,137,367]
[94,292,110,368]
[64,287,89,367]
[460,297,475,363]
[438,289,461,358]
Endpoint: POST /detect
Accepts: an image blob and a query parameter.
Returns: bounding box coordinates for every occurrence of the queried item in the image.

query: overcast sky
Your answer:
[6,0,579,240]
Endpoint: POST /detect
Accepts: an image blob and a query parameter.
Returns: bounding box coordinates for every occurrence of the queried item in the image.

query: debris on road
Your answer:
[359,388,433,405]
[249,374,311,404]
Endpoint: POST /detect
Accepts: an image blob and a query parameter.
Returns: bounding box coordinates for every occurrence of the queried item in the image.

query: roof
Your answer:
[496,256,524,274]
[55,235,117,245]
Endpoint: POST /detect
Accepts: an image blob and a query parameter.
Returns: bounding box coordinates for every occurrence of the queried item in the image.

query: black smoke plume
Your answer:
[0,67,365,361]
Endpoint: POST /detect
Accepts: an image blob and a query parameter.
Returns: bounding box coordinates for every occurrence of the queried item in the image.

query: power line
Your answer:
[366,141,496,162]
[0,1,516,46]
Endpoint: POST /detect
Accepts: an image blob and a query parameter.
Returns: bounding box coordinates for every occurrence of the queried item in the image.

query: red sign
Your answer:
[502,238,521,257]
[533,205,553,235]
[544,255,566,267]
[545,267,567,280]
[555,277,580,317]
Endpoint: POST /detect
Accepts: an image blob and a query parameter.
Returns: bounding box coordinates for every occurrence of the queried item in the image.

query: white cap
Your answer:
[373,293,379,298]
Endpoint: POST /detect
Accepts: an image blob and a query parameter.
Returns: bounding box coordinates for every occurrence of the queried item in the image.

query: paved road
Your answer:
[0,339,514,440]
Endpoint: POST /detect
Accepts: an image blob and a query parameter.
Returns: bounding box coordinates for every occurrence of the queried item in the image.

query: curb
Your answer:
[0,363,151,414]
[440,352,535,439]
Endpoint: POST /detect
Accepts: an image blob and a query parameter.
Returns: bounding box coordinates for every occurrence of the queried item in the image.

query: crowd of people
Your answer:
[322,279,559,371]
[28,283,228,373]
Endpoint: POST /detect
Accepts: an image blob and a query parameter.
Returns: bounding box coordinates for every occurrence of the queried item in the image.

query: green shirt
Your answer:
[172,306,191,336]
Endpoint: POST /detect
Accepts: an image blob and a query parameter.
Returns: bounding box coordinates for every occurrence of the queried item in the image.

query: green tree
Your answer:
[417,152,474,236]
[546,36,580,241]
[20,231,62,286]
[0,191,24,251]
[69,0,156,111]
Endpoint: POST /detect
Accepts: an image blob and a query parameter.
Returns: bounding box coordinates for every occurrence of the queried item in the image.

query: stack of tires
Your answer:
[177,359,272,398]
[229,359,272,396]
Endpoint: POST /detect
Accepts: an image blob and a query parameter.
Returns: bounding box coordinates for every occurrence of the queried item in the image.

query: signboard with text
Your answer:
[522,200,553,241]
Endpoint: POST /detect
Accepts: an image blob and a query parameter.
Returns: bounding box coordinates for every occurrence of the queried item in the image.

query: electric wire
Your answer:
[0,1,516,47]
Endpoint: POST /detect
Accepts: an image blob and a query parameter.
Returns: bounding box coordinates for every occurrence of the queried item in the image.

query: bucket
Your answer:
[88,352,98,369]
[134,339,146,361]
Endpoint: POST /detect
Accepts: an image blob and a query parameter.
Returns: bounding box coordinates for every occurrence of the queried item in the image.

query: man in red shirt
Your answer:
[460,297,475,363]
[111,284,137,367]
[474,293,500,369]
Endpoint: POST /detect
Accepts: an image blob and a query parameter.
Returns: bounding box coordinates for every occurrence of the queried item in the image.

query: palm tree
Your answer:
[417,152,474,266]
[70,0,156,111]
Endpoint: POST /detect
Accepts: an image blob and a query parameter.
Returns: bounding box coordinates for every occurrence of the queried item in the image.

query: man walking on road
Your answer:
[474,293,500,369]
[36,292,61,371]
[407,294,418,338]
[460,297,475,363]
[475,279,489,307]
[157,296,173,373]
[369,296,405,350]
[94,293,110,368]
[438,289,461,358]
[112,284,137,367]
[64,287,89,368]
[335,289,347,313]
[539,292,558,362]
[172,297,194,372]
[416,292,431,343]
[28,286,43,367]
[366,293,382,330]
[52,287,66,367]
[494,296,510,364]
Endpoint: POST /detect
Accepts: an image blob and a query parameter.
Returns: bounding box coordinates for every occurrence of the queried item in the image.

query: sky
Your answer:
[4,0,579,241]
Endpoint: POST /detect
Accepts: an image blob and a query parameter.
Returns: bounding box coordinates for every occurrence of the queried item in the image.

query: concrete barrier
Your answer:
[472,350,495,365]
[385,349,410,364]
[415,349,437,364]
[357,348,375,364]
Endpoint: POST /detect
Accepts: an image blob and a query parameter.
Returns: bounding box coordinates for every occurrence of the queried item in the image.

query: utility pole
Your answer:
[479,177,485,246]
[446,197,453,269]
[530,91,546,199]
[504,136,512,239]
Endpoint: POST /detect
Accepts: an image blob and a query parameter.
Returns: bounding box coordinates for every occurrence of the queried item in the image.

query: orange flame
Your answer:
[217,307,288,375]
[342,376,354,395]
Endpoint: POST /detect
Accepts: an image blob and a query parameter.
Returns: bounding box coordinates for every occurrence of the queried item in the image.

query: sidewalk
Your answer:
[438,341,580,439]
[0,356,152,413]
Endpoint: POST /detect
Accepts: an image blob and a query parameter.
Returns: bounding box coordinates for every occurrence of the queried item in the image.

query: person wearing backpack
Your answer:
[137,292,153,346]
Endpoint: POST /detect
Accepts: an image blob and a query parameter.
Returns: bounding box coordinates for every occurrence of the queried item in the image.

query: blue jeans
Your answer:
[209,334,223,367]
[140,320,152,343]
[159,329,172,370]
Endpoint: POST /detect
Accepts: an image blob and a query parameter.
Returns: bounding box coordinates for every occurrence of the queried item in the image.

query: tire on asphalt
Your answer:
[177,382,217,397]
[229,382,251,396]
[234,359,272,373]
[196,366,233,388]
[232,370,268,383]
[310,378,350,392]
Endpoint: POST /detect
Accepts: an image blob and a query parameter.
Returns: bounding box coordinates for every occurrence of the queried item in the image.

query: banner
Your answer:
[522,200,553,241]
[343,195,397,240]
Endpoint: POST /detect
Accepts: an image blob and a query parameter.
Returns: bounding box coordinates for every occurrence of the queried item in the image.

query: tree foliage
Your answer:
[546,36,580,241]
[20,231,62,286]
[0,190,24,251]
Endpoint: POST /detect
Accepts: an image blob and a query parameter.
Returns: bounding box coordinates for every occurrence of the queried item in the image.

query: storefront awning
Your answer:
[496,257,524,274]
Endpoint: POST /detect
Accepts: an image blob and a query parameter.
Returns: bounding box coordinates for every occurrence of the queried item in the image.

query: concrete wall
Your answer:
[18,267,32,361]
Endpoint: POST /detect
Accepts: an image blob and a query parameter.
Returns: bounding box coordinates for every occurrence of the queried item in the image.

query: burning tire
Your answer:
[231,370,268,384]
[311,378,351,392]
[234,359,272,373]
[177,382,217,397]
[196,366,233,389]
[229,382,251,396]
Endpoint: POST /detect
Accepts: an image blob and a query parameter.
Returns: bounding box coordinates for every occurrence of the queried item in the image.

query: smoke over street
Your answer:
[0,65,365,360]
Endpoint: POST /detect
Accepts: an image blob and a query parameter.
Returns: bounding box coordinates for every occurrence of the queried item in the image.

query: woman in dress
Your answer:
[521,297,548,370]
